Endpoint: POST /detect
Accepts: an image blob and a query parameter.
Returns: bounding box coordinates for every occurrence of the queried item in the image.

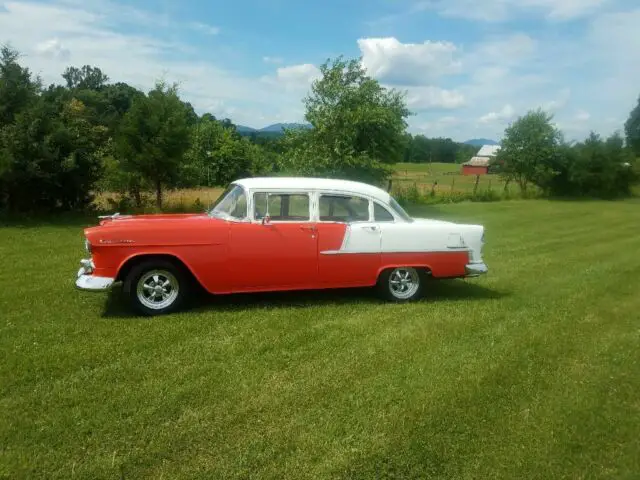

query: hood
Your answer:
[84,212,224,246]
[96,212,209,227]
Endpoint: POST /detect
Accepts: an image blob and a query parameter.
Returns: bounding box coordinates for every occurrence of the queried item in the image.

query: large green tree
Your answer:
[280,56,410,184]
[0,45,41,129]
[495,109,563,193]
[624,94,640,158]
[182,116,270,187]
[115,81,192,208]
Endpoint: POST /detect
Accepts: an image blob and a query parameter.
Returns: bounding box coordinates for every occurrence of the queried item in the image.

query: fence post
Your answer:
[488,179,492,192]
[473,175,480,196]
[451,177,455,193]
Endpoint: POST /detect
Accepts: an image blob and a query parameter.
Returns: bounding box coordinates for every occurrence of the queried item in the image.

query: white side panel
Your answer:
[341,223,382,253]
[378,223,452,252]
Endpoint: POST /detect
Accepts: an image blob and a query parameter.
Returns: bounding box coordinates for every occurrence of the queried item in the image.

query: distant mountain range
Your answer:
[463,138,500,146]
[236,123,312,134]
[234,123,499,146]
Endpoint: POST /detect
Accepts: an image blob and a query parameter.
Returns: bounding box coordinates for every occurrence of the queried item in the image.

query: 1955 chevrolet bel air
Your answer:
[76,177,488,315]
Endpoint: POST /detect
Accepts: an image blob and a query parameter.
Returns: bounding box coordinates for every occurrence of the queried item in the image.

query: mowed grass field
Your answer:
[393,162,506,194]
[2,199,640,479]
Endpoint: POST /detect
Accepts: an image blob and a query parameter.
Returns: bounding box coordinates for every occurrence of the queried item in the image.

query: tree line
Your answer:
[0,44,638,213]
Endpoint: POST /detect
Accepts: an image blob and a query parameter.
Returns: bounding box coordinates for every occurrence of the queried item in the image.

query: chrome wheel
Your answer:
[388,267,420,300]
[136,270,179,310]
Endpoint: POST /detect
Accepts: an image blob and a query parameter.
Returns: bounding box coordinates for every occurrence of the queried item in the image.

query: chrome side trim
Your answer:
[465,262,488,277]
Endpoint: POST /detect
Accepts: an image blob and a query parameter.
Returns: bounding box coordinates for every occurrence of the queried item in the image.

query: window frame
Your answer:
[315,192,374,224]
[208,183,250,222]
[373,201,397,223]
[250,189,313,223]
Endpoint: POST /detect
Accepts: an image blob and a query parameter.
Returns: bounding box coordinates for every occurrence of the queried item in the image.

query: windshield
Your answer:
[209,184,247,220]
[389,197,414,223]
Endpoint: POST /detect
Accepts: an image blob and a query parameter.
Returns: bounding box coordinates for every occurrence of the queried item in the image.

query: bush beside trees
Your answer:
[496,109,637,199]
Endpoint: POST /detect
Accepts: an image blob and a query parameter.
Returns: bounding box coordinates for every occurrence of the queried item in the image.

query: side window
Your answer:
[254,192,310,221]
[319,195,370,223]
[374,202,395,222]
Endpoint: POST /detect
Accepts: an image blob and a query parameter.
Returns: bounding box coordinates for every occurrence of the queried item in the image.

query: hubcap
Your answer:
[137,270,179,310]
[388,267,419,299]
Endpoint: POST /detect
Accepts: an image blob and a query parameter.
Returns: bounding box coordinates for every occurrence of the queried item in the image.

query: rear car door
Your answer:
[315,193,382,287]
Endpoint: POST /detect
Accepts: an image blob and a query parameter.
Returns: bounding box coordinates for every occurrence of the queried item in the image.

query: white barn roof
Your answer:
[476,145,501,157]
[463,157,491,167]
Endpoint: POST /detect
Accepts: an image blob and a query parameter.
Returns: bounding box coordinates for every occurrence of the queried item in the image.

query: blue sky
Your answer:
[1,0,639,142]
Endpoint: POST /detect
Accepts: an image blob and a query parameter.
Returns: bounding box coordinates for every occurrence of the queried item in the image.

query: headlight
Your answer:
[84,238,92,254]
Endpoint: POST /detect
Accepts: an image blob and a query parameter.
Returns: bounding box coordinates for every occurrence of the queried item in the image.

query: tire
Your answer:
[123,259,189,316]
[376,267,426,302]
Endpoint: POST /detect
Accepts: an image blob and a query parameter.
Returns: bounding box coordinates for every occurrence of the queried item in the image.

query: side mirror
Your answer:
[262,214,271,225]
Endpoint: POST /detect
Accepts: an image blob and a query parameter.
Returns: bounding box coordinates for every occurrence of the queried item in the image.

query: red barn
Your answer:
[462,157,490,175]
[461,145,500,175]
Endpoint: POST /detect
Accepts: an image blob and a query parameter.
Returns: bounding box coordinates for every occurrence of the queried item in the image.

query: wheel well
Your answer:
[378,265,432,280]
[116,254,197,285]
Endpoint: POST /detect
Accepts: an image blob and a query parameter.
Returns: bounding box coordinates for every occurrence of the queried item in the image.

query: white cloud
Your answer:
[574,110,591,122]
[479,104,516,124]
[263,56,284,64]
[542,88,572,112]
[403,86,465,110]
[471,33,537,66]
[189,22,220,36]
[358,37,462,85]
[413,115,461,133]
[276,64,320,83]
[267,63,321,92]
[34,38,70,60]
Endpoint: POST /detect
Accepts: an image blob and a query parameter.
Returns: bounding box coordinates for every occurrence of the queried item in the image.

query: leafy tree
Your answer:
[550,132,637,198]
[115,81,192,208]
[624,94,640,158]
[182,117,270,187]
[0,45,41,128]
[280,56,410,184]
[495,109,562,193]
[62,65,109,91]
[0,97,107,211]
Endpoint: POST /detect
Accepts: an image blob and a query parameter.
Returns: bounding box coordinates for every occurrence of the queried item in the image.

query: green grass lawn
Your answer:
[2,200,640,479]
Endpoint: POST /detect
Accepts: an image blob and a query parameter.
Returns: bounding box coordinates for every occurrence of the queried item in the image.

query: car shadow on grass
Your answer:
[101,279,507,318]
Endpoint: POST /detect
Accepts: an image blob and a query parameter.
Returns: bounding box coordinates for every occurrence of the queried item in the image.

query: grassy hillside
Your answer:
[2,199,639,478]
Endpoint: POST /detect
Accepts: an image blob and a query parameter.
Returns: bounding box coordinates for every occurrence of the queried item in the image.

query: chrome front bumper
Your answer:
[75,259,115,292]
[465,262,488,277]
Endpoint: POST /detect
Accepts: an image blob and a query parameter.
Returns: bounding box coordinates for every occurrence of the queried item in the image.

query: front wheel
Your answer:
[377,267,426,302]
[124,260,189,316]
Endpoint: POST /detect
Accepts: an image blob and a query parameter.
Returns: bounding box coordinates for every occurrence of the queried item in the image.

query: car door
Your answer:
[228,190,319,292]
[315,193,382,287]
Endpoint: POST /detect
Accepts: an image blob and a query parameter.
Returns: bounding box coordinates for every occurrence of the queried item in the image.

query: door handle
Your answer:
[300,225,317,233]
[365,226,379,232]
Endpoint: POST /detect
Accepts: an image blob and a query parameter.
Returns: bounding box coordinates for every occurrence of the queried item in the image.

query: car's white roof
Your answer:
[233,177,392,204]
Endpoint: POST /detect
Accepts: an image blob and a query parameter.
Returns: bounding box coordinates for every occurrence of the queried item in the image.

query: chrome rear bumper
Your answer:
[75,259,115,292]
[465,262,488,277]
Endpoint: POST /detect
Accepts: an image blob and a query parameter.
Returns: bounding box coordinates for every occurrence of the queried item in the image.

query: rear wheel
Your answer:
[377,267,426,302]
[124,259,189,315]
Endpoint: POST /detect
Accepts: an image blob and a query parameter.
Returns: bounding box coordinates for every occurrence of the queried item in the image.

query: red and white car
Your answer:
[76,177,488,315]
